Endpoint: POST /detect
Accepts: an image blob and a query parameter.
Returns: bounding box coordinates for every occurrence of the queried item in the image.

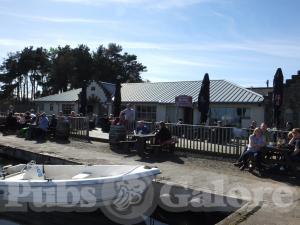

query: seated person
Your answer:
[112,117,120,126]
[287,131,295,149]
[16,113,27,130]
[238,128,265,170]
[3,112,17,135]
[260,122,270,144]
[36,113,49,141]
[30,109,37,124]
[155,121,173,146]
[101,114,111,132]
[289,128,300,161]
[118,111,126,126]
[56,112,70,140]
[135,121,150,135]
[24,111,32,124]
[49,114,57,136]
[249,120,257,130]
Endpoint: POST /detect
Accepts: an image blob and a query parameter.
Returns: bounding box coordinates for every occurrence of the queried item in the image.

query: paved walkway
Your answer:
[0,135,299,225]
[89,127,108,140]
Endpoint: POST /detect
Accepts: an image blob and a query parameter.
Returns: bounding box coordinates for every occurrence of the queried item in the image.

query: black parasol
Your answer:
[113,77,122,117]
[272,68,284,128]
[198,73,210,124]
[79,80,87,115]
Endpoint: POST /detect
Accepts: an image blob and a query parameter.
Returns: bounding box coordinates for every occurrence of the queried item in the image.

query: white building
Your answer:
[34,80,265,128]
[34,81,115,116]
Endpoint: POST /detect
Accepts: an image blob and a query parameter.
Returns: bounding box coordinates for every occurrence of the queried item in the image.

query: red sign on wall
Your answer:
[175,95,193,108]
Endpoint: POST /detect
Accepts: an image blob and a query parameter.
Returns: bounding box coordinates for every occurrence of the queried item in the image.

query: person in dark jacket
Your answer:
[155,121,172,145]
[289,128,300,162]
[49,114,58,137]
[3,112,17,135]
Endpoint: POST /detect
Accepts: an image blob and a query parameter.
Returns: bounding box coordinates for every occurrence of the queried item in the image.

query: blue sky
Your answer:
[1,0,300,86]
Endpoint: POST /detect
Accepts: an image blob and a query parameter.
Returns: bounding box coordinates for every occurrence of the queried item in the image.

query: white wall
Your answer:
[132,102,265,126]
[115,101,265,126]
[86,81,107,103]
[156,104,166,122]
[193,109,200,124]
[38,102,79,115]
[165,105,184,123]
[210,103,265,128]
[248,105,264,127]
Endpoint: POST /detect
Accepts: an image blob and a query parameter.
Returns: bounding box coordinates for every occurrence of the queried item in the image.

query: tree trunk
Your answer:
[16,80,20,102]
[23,78,26,101]
[26,76,29,101]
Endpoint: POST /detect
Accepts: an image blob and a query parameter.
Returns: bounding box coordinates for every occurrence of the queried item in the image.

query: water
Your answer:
[0,156,20,167]
[0,156,230,225]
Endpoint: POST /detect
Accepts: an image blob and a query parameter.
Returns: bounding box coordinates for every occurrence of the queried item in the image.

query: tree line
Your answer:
[0,43,146,102]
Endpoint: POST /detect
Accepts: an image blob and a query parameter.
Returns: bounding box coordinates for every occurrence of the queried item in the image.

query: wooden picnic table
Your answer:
[261,145,294,169]
[132,133,156,156]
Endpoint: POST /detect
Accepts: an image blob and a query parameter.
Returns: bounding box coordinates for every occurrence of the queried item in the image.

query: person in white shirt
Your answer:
[120,104,135,131]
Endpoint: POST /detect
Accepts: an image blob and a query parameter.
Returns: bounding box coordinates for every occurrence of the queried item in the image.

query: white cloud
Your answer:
[0,11,119,24]
[142,55,221,67]
[116,40,300,59]
[52,0,216,9]
[2,35,300,60]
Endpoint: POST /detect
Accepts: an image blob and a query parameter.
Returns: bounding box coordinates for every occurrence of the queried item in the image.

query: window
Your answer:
[62,104,74,115]
[136,105,156,121]
[50,103,54,111]
[210,107,251,126]
[39,103,44,111]
[237,108,251,118]
[91,86,95,91]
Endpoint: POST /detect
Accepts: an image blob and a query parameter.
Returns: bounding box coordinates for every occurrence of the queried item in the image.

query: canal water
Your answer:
[0,156,230,225]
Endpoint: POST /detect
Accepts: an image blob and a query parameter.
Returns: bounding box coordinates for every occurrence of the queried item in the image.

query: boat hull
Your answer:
[0,164,160,210]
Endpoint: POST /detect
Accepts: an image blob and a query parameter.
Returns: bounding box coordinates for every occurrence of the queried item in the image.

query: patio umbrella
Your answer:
[113,78,122,117]
[272,68,284,128]
[198,73,210,123]
[79,80,87,115]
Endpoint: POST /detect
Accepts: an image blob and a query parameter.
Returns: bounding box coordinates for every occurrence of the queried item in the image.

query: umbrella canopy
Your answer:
[198,73,210,123]
[272,68,284,128]
[79,81,87,115]
[113,79,122,117]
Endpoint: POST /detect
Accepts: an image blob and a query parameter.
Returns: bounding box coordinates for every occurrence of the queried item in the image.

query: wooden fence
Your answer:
[48,116,90,140]
[139,122,289,157]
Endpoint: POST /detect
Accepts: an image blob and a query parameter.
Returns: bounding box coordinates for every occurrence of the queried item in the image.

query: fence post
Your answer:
[86,117,89,139]
[235,137,240,156]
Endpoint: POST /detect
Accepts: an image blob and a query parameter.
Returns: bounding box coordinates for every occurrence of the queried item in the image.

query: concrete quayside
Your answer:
[0,135,299,225]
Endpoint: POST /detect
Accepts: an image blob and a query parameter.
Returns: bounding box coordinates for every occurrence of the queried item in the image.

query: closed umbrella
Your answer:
[79,80,87,115]
[113,78,122,117]
[198,73,210,123]
[272,68,284,128]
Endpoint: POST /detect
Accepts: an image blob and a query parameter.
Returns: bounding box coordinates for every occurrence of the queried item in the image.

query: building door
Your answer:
[183,107,193,124]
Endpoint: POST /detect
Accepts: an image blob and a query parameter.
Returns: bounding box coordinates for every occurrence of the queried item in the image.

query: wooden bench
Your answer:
[149,139,177,155]
[119,140,137,152]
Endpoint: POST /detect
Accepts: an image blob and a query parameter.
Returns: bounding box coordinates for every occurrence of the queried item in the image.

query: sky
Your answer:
[1,0,300,87]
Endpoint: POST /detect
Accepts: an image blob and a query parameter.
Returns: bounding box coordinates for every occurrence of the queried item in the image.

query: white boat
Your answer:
[0,161,160,209]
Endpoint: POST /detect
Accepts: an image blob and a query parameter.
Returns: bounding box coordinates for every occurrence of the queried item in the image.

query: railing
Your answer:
[49,116,89,140]
[68,117,89,138]
[133,122,290,157]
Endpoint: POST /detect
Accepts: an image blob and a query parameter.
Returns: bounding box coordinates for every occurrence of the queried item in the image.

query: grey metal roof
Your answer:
[34,81,115,102]
[121,80,264,104]
[34,80,264,104]
[34,88,81,102]
[101,82,116,96]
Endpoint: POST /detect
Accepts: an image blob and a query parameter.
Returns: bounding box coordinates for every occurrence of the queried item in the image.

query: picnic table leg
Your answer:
[136,138,146,157]
[285,153,299,177]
